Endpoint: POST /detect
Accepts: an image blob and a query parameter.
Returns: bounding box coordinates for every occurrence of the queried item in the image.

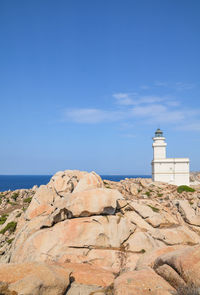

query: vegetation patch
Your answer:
[0,214,8,225]
[6,238,14,245]
[11,192,19,201]
[147,204,160,213]
[23,197,32,203]
[16,212,22,218]
[157,193,163,198]
[8,200,17,205]
[0,193,5,204]
[105,184,112,189]
[0,221,17,234]
[145,191,151,197]
[177,185,195,193]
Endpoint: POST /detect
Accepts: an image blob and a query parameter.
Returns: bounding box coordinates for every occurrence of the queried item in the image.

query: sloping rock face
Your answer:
[114,268,175,295]
[1,170,200,294]
[0,262,71,295]
[154,246,200,287]
[11,215,135,263]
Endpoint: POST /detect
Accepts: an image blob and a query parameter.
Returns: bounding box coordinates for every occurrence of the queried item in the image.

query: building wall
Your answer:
[152,159,189,186]
[152,137,167,159]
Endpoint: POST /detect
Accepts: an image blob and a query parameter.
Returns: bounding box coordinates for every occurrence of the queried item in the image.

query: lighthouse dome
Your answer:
[155,128,163,137]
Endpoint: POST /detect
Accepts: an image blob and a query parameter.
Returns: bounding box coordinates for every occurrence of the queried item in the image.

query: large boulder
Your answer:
[136,245,185,270]
[47,170,103,196]
[154,246,200,286]
[149,226,200,245]
[178,200,200,226]
[124,231,163,252]
[55,188,123,217]
[47,170,87,195]
[25,186,56,220]
[155,264,186,289]
[0,262,70,295]
[114,268,174,295]
[73,171,104,193]
[25,171,106,220]
[124,211,152,231]
[10,215,136,263]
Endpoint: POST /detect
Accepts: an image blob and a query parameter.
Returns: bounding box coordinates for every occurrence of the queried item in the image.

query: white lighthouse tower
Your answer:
[152,128,190,186]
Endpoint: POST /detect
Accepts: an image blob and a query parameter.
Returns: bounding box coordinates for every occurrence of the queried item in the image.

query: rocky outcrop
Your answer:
[154,246,200,286]
[1,170,200,294]
[54,188,123,217]
[0,262,71,295]
[114,268,175,295]
[190,171,200,185]
[10,215,135,263]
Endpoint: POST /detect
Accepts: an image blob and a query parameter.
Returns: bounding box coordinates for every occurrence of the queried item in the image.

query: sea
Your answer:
[0,175,151,192]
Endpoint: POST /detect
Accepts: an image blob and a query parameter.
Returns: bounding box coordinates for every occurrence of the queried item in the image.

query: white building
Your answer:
[151,129,190,186]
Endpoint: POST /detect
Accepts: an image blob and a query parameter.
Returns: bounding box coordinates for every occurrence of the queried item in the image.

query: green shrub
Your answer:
[157,193,163,198]
[6,238,14,245]
[8,200,17,205]
[0,221,17,234]
[11,192,19,201]
[177,185,195,193]
[23,197,32,203]
[0,194,3,204]
[145,191,151,197]
[147,204,159,213]
[16,212,22,218]
[0,214,8,225]
[104,184,112,189]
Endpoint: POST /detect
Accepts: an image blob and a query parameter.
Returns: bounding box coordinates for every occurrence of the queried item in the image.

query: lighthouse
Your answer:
[152,129,190,186]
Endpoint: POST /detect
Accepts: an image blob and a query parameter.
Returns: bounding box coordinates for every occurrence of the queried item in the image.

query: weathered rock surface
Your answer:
[114,268,175,295]
[55,188,123,217]
[178,199,200,226]
[154,246,200,286]
[25,186,56,220]
[11,215,135,263]
[0,170,200,294]
[0,262,70,295]
[47,170,87,195]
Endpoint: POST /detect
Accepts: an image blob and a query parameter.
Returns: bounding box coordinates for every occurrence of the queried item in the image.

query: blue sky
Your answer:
[0,0,200,175]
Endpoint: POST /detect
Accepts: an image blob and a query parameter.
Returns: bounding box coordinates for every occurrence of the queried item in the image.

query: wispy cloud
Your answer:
[177,122,200,131]
[131,104,185,123]
[140,81,196,91]
[166,100,180,107]
[112,92,136,105]
[113,93,164,106]
[175,82,195,91]
[63,108,125,124]
[62,82,200,131]
[154,81,168,87]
